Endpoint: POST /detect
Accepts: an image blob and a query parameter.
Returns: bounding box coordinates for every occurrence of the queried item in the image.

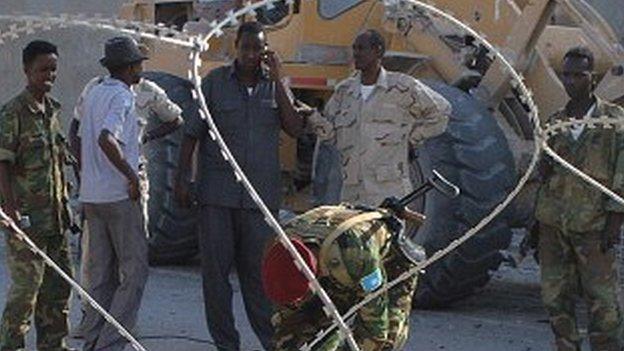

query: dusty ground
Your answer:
[0,233,603,350]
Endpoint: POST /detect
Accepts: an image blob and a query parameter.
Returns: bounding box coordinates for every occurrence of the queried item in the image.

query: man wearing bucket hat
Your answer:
[78,36,149,351]
[70,42,183,228]
[69,42,183,338]
[263,204,426,351]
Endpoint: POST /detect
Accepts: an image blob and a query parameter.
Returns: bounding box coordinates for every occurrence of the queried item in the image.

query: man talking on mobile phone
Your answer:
[175,21,301,351]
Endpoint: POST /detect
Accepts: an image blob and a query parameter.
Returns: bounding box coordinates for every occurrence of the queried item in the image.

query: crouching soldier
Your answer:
[262,204,426,351]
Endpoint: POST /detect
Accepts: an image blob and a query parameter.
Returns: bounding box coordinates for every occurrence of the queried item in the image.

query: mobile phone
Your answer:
[19,215,31,229]
[261,43,270,62]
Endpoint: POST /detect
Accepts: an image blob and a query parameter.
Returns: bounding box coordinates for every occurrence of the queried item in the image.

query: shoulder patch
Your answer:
[360,267,383,293]
[3,96,24,116]
[335,77,356,92]
[391,71,414,84]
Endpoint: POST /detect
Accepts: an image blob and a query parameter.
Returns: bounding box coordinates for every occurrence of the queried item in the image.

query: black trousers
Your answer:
[198,205,275,351]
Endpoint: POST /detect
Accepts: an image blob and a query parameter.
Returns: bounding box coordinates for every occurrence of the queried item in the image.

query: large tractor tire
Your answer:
[142,71,199,265]
[410,81,517,307]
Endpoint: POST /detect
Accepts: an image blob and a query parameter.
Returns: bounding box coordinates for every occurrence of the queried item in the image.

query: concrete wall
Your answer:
[0,0,129,127]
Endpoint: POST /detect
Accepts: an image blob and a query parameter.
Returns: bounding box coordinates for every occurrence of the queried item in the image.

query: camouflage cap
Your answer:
[262,238,318,306]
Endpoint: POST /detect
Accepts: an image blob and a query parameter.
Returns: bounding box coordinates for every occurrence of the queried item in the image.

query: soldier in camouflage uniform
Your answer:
[535,47,624,351]
[307,29,450,206]
[0,41,73,351]
[262,205,425,351]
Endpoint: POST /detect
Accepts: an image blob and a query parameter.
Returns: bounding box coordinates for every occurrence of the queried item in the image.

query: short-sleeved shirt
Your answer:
[0,89,68,235]
[74,77,182,133]
[536,97,624,232]
[185,64,283,210]
[75,77,182,172]
[78,77,141,204]
[308,68,451,206]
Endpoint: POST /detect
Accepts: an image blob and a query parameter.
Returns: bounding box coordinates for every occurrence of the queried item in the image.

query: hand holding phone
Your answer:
[18,215,31,229]
[261,43,270,62]
[262,44,282,82]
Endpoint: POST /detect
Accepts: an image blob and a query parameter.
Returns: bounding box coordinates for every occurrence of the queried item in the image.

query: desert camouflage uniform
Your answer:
[535,98,624,351]
[0,90,72,351]
[308,68,450,206]
[75,77,182,235]
[272,205,420,351]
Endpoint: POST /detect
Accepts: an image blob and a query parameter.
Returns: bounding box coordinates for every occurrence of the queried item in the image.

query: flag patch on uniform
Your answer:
[360,267,383,293]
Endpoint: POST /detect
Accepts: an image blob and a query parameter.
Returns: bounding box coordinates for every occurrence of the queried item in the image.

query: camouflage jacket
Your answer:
[307,68,450,206]
[536,97,624,232]
[273,205,419,351]
[0,89,69,235]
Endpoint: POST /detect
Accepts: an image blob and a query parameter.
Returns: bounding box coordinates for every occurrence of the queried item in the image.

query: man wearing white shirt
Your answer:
[78,36,148,351]
[71,75,182,240]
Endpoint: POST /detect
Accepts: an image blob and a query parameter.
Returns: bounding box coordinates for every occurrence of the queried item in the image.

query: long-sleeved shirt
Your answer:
[536,97,624,233]
[0,89,69,235]
[308,68,450,206]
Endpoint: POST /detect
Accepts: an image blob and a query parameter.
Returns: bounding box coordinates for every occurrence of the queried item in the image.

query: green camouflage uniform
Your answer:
[0,90,72,351]
[535,98,624,351]
[272,205,420,351]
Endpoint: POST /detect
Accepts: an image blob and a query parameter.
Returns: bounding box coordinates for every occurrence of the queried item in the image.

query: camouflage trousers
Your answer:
[0,228,71,351]
[384,247,418,349]
[272,296,390,351]
[538,223,623,351]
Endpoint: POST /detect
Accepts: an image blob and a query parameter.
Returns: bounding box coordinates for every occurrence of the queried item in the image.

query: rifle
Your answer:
[380,169,460,221]
[380,170,460,264]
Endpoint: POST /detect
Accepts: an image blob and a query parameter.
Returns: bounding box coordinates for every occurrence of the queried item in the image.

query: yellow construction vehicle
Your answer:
[119,0,624,307]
